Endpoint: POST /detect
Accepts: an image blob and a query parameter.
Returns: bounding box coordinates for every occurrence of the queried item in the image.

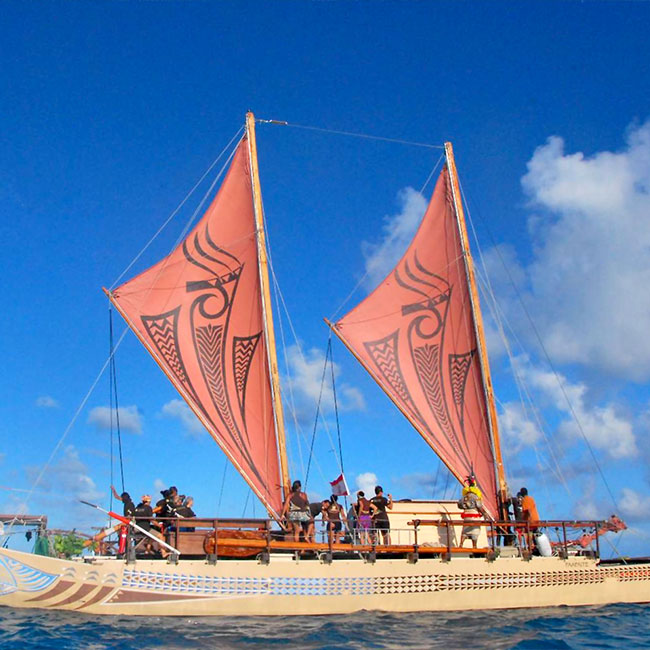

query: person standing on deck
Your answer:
[370,485,393,545]
[520,487,540,549]
[324,495,347,545]
[355,491,373,545]
[457,476,486,549]
[281,480,313,543]
[111,486,136,517]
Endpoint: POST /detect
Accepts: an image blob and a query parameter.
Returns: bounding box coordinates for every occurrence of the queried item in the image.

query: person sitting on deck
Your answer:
[457,476,486,550]
[134,494,166,556]
[176,496,196,532]
[154,486,178,530]
[281,480,313,543]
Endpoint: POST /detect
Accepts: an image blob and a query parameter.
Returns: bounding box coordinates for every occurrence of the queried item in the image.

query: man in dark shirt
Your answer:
[134,495,154,531]
[370,485,393,545]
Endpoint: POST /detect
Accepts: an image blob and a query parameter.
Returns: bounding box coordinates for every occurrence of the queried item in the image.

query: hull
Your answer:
[1,547,649,616]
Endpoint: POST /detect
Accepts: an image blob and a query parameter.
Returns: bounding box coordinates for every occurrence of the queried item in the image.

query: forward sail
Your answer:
[332,165,499,518]
[107,137,284,518]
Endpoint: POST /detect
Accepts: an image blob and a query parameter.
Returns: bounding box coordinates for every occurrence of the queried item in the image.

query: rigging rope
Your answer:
[257,118,444,150]
[327,152,445,322]
[217,458,228,514]
[109,126,244,290]
[329,341,347,509]
[109,308,125,493]
[10,132,245,538]
[304,338,332,488]
[458,177,620,512]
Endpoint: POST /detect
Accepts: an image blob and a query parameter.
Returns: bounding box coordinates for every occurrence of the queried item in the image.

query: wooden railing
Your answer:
[120,516,607,564]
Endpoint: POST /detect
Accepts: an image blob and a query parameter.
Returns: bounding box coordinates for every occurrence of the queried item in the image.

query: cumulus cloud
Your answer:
[161,399,204,437]
[26,445,102,505]
[361,187,428,291]
[284,345,365,425]
[36,395,59,409]
[515,120,650,380]
[88,405,142,434]
[618,487,650,522]
[356,472,378,496]
[499,357,636,459]
[499,401,543,454]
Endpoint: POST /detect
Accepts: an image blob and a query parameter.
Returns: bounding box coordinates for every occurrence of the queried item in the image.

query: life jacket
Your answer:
[462,485,483,499]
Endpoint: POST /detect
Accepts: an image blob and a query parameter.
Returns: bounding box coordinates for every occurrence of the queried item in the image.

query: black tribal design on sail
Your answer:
[399,252,474,464]
[363,330,424,427]
[183,224,262,472]
[141,307,201,409]
[449,350,477,436]
[233,334,262,428]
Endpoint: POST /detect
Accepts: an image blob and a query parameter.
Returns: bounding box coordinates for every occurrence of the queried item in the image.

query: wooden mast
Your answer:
[246,112,291,502]
[444,142,508,514]
[103,288,283,522]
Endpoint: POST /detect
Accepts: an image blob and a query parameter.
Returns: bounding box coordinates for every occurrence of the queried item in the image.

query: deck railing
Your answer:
[113,515,607,564]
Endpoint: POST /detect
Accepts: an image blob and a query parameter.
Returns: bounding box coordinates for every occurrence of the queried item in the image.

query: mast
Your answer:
[246,112,291,501]
[444,142,508,513]
[104,287,282,520]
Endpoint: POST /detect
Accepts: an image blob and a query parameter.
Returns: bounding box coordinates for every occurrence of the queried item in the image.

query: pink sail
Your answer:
[333,167,498,518]
[109,139,283,518]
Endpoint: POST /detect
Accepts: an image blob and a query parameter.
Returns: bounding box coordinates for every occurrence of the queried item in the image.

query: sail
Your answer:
[108,138,283,518]
[333,167,498,518]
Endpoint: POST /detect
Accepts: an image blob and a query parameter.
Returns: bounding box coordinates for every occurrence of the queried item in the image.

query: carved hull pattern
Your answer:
[1,548,649,616]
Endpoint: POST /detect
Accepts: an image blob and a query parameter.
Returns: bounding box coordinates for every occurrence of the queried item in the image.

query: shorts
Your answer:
[358,515,372,530]
[288,510,311,523]
[462,525,480,541]
[374,517,390,531]
[328,521,342,533]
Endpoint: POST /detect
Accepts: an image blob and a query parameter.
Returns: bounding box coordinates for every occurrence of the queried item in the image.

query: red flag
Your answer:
[329,474,349,497]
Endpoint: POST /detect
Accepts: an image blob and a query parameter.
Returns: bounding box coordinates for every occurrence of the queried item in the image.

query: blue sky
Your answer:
[1,0,649,556]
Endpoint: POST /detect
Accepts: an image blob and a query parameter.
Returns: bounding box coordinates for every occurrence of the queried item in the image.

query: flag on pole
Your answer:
[329,474,349,497]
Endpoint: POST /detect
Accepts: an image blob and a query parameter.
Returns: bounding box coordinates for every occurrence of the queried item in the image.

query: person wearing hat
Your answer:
[457,475,486,549]
[135,494,167,557]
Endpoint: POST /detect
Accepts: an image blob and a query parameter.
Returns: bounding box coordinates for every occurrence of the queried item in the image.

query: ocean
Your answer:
[0,604,648,650]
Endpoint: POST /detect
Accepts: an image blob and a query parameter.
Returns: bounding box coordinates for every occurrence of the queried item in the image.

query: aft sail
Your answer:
[107,137,284,518]
[332,161,499,518]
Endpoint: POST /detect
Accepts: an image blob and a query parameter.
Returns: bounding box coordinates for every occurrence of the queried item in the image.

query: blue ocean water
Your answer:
[0,604,648,650]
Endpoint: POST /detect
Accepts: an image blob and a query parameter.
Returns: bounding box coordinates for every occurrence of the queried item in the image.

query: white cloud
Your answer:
[88,405,142,434]
[361,187,428,291]
[356,471,378,496]
[36,396,59,409]
[618,487,650,522]
[161,399,204,437]
[515,120,650,380]
[284,345,365,425]
[499,402,543,454]
[23,445,103,510]
[500,358,636,459]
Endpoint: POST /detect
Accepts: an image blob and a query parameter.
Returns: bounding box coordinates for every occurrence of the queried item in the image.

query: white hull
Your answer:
[1,547,648,616]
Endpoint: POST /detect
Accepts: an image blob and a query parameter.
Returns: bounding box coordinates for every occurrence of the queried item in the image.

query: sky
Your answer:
[1,0,649,557]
